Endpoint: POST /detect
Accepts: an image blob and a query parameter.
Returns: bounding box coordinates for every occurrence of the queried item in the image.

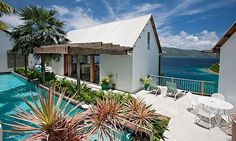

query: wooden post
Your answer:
[13,52,16,71]
[24,54,28,77]
[83,55,87,64]
[90,55,95,82]
[77,54,81,93]
[68,55,72,77]
[201,81,204,96]
[41,54,45,85]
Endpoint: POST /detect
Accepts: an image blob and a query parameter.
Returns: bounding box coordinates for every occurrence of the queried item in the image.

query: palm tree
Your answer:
[9,6,68,78]
[0,1,15,31]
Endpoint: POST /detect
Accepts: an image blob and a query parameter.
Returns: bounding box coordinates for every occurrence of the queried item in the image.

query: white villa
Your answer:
[50,14,162,93]
[213,22,236,110]
[0,31,13,73]
[0,31,38,73]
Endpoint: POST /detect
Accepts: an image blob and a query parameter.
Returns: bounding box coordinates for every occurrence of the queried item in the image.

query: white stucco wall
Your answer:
[132,20,159,92]
[0,32,13,73]
[218,32,236,111]
[100,54,133,92]
[28,54,39,69]
[51,54,64,75]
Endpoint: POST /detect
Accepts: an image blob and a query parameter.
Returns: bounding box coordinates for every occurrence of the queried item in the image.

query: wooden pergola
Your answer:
[34,42,132,93]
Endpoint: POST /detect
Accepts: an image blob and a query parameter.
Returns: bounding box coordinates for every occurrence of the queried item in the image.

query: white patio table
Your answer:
[198,96,233,126]
[198,96,233,110]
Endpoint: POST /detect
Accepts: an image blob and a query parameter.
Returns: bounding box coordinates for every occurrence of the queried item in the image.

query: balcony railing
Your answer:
[150,75,217,95]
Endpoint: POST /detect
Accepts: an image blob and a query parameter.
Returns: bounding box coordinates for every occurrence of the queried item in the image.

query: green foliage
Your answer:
[100,77,109,85]
[209,63,219,73]
[40,72,56,82]
[15,67,26,76]
[105,91,133,103]
[47,79,131,105]
[140,76,152,85]
[151,119,169,141]
[100,74,116,90]
[46,79,77,97]
[15,68,55,83]
[27,69,40,79]
[0,1,15,31]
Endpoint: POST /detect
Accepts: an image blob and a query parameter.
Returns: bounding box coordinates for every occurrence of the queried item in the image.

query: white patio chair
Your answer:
[195,105,217,129]
[211,93,226,115]
[186,92,198,110]
[219,113,236,135]
[211,93,225,100]
[147,80,161,95]
[165,81,183,100]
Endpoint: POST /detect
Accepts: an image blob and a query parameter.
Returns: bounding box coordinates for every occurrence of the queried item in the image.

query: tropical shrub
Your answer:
[46,79,77,97]
[39,72,56,82]
[27,69,40,79]
[151,119,169,141]
[15,67,26,76]
[100,74,116,90]
[140,76,152,90]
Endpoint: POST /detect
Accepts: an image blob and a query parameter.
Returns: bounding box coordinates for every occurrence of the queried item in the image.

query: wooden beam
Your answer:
[34,47,68,54]
[90,55,95,82]
[77,54,81,93]
[70,48,129,55]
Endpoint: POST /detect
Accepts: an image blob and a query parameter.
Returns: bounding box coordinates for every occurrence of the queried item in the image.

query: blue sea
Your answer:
[161,57,219,83]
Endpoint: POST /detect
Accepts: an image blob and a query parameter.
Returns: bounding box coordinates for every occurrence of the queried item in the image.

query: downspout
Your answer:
[158,47,162,76]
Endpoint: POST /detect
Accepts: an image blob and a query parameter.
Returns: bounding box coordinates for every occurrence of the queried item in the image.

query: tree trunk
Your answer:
[24,54,27,77]
[13,52,16,71]
[77,54,81,94]
[41,54,45,85]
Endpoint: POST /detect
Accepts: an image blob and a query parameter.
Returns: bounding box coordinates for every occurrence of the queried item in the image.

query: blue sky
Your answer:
[2,0,236,50]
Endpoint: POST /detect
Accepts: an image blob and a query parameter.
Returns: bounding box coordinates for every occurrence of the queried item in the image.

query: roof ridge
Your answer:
[68,14,152,32]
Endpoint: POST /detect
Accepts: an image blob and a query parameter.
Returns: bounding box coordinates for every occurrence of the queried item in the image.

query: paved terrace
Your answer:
[132,86,231,141]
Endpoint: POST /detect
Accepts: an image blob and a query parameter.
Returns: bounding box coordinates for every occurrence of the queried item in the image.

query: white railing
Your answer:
[150,75,217,95]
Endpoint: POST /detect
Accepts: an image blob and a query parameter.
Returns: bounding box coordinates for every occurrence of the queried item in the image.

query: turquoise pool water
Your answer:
[0,73,130,141]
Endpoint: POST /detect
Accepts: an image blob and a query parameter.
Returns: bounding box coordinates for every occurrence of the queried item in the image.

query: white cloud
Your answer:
[75,0,82,3]
[101,0,115,18]
[160,30,219,50]
[1,14,23,29]
[119,3,163,19]
[52,5,102,30]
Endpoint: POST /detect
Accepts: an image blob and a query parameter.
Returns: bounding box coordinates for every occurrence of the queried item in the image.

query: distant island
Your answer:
[209,63,219,74]
[162,47,217,58]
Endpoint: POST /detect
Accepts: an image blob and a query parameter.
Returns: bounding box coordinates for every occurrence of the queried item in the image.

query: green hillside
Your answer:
[162,47,216,58]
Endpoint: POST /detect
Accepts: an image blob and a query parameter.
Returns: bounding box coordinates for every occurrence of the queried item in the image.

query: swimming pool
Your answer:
[0,73,130,141]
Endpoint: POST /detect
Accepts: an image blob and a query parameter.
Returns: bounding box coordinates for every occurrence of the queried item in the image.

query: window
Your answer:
[147,32,150,50]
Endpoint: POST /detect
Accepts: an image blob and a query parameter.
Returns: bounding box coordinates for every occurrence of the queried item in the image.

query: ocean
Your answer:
[161,57,219,83]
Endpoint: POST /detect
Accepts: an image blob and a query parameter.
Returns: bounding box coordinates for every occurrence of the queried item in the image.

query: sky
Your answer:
[2,0,236,50]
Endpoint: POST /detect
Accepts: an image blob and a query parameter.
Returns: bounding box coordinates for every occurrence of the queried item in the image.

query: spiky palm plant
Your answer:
[0,1,15,31]
[3,87,84,141]
[84,97,125,141]
[125,98,156,130]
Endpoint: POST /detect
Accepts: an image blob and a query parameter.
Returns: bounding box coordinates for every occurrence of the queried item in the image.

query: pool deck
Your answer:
[132,86,231,141]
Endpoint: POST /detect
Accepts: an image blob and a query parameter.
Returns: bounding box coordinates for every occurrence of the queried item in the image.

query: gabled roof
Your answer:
[213,22,236,52]
[67,14,161,51]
